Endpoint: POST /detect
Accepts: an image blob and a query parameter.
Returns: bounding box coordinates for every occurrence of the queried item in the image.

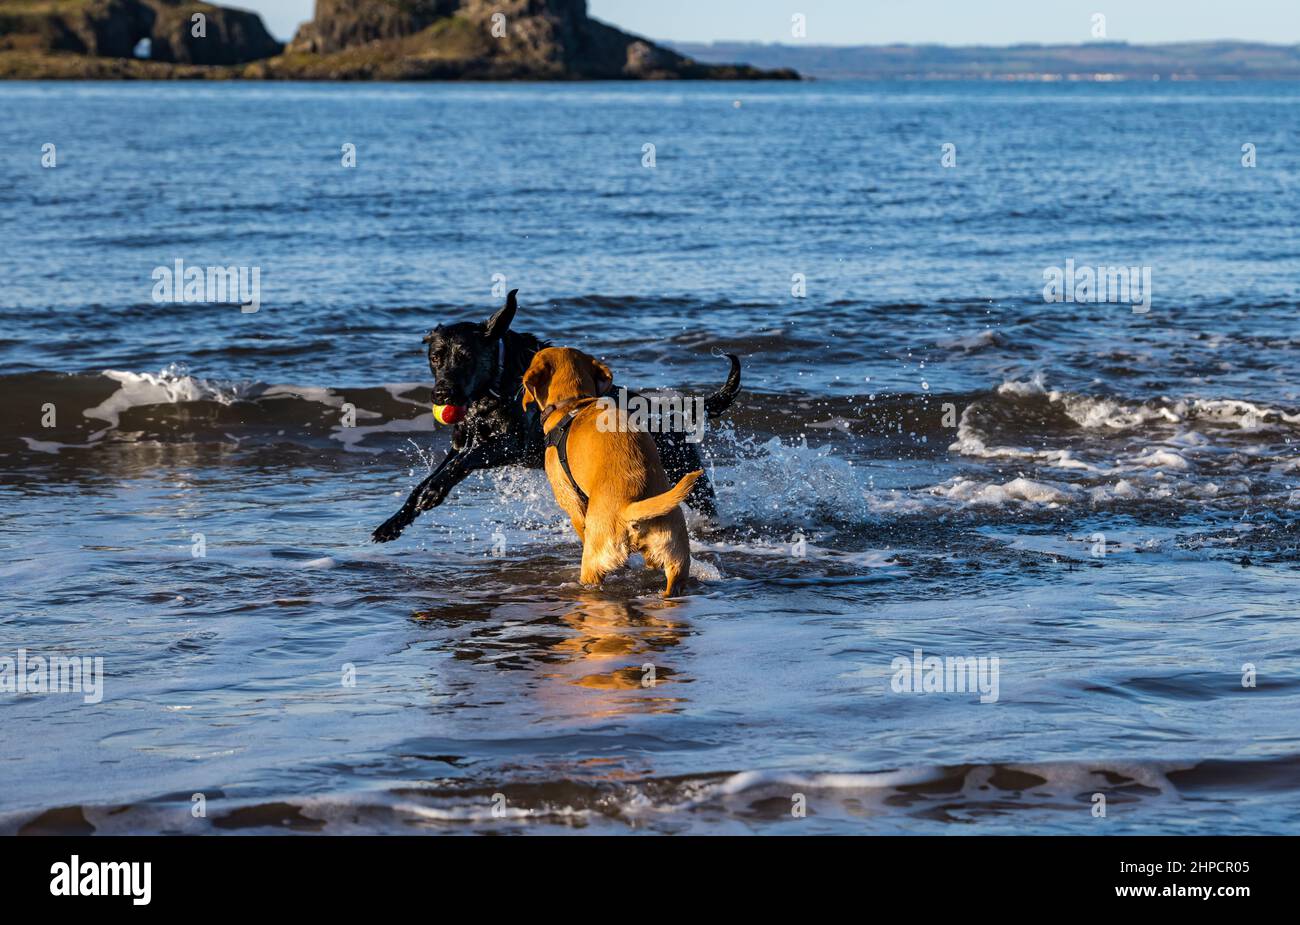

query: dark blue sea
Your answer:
[1,80,1298,833]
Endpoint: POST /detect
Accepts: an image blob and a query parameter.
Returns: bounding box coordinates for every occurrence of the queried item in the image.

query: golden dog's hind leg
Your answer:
[579,504,629,587]
[634,522,692,598]
[662,560,685,598]
[660,535,692,598]
[568,512,586,544]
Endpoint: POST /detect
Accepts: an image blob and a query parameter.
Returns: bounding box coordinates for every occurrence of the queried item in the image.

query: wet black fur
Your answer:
[372,290,741,542]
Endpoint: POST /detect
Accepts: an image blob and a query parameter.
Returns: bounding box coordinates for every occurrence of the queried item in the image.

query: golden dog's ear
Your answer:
[522,358,551,410]
[588,356,613,394]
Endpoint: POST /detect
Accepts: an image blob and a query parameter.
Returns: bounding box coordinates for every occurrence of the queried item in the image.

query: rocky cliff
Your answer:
[0,0,797,79]
[273,0,788,79]
[0,0,281,65]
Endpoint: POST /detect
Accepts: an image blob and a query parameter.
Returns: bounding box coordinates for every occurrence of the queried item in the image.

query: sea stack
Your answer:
[273,0,798,80]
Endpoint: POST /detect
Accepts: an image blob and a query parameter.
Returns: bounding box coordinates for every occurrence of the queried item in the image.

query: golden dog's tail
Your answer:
[622,470,702,526]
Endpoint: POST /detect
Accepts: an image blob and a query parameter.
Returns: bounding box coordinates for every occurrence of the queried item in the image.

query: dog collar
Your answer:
[539,396,596,431]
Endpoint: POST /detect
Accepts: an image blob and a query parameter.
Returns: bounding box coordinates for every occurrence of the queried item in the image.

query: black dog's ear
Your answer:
[421,324,443,346]
[484,289,517,341]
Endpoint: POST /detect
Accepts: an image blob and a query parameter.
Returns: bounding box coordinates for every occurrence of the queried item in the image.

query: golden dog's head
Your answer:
[522,347,613,411]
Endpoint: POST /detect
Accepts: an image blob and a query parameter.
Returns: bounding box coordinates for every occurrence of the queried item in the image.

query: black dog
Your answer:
[372,290,740,542]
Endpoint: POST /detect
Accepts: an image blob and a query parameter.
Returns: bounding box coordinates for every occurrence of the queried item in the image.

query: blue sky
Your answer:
[243,0,1300,46]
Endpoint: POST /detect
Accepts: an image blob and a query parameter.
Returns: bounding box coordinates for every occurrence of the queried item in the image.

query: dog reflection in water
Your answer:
[547,596,688,706]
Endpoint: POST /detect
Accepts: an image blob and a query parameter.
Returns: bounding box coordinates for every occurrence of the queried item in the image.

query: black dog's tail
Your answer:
[703,352,742,416]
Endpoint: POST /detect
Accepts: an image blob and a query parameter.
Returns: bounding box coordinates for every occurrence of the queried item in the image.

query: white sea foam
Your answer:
[84,366,256,438]
[981,376,1297,434]
[20,437,94,454]
[930,476,1076,506]
[717,767,944,795]
[329,413,432,454]
[947,377,1298,506]
[1128,448,1190,470]
[381,382,433,406]
[66,368,442,454]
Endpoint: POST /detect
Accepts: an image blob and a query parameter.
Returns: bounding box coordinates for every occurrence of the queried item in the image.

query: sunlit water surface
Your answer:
[1,81,1298,833]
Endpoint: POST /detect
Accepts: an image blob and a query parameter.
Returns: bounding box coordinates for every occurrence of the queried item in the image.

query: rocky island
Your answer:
[0,0,800,79]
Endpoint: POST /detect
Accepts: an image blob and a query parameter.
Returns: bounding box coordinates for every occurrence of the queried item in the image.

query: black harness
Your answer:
[542,399,596,508]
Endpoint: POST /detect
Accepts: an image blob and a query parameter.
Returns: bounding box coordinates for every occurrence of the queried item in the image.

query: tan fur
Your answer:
[522,347,699,598]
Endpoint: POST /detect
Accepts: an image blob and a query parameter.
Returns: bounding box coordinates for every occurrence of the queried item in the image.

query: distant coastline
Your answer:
[668,40,1300,81]
[5,1,1297,83]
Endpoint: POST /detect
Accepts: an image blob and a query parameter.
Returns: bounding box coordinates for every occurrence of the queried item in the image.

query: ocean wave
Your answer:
[8,755,1296,835]
[6,367,1298,520]
[2,366,434,457]
[946,375,1300,497]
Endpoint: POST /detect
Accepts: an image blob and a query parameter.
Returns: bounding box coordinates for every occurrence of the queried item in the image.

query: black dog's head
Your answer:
[423,289,518,406]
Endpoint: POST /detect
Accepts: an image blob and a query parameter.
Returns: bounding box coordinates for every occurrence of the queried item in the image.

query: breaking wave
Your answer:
[7,754,1296,835]
[5,366,1298,519]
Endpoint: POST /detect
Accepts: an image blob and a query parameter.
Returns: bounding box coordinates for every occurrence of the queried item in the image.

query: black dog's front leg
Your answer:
[371,449,461,543]
[371,442,507,543]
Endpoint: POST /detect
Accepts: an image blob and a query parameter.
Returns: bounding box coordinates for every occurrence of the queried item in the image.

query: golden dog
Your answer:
[522,347,700,597]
